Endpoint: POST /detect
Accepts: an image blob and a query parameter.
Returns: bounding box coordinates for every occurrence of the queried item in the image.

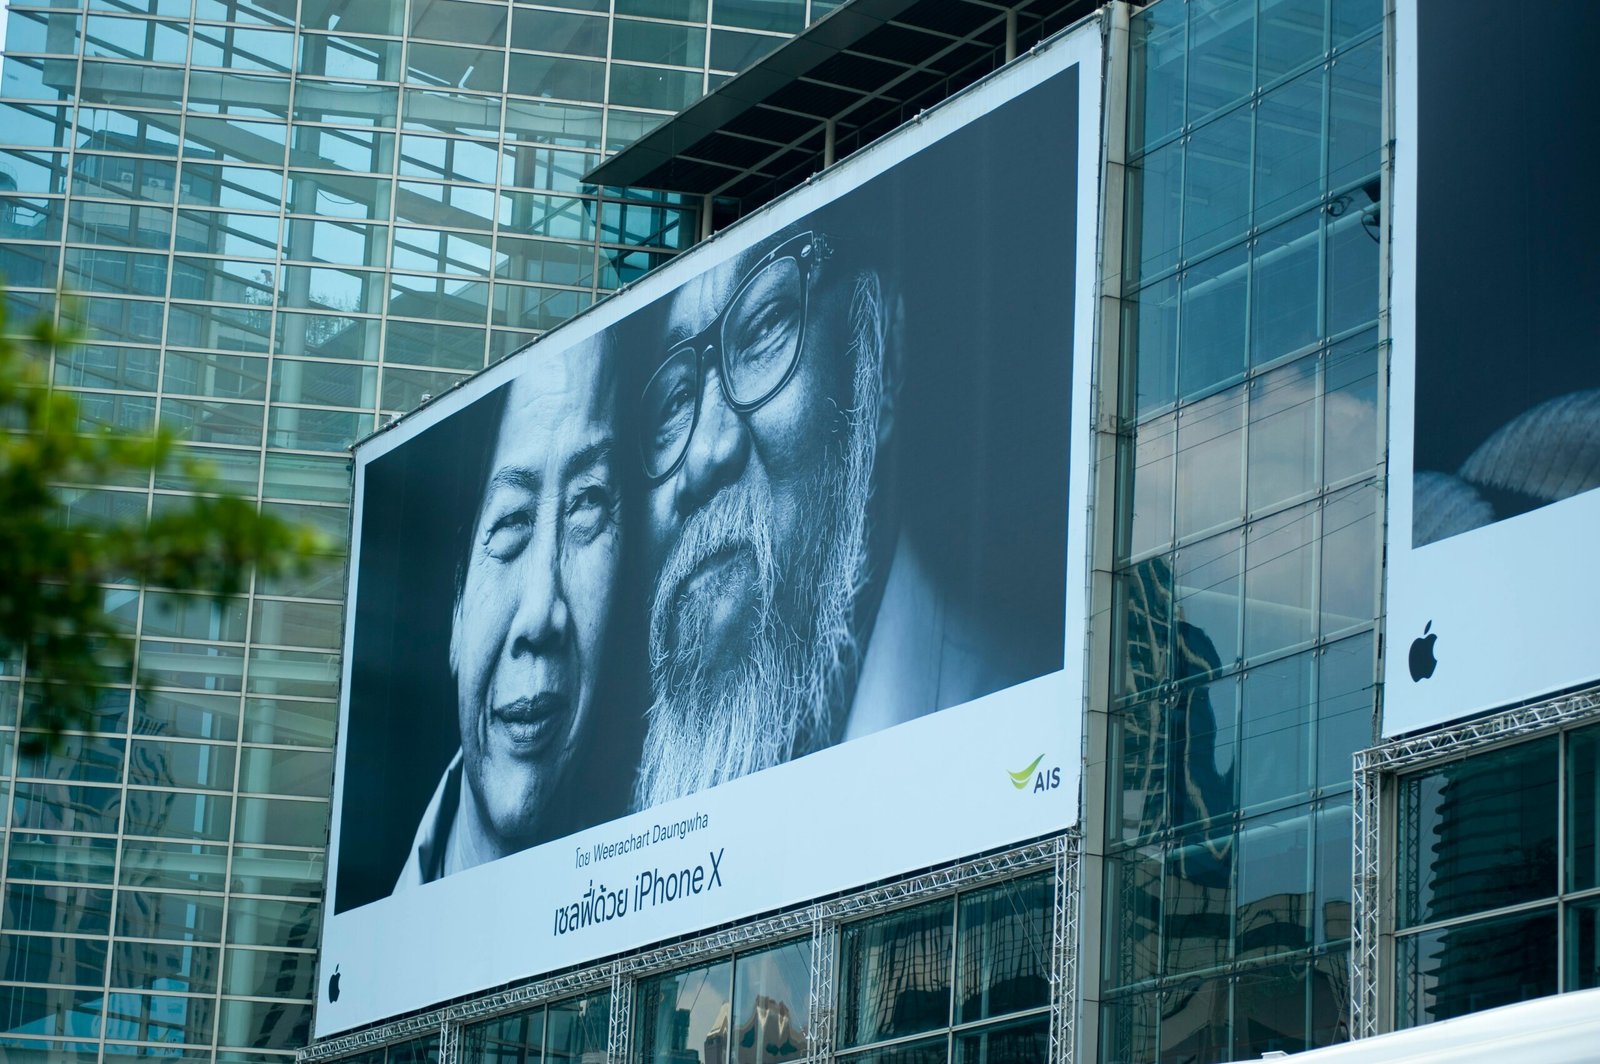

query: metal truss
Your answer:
[806,905,837,1063]
[436,1020,458,1064]
[299,833,1079,1064]
[608,961,632,1064]
[1049,834,1082,1064]
[1349,685,1600,1038]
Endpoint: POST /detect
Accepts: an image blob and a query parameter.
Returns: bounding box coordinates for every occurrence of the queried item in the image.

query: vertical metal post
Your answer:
[1005,10,1018,62]
[609,961,633,1064]
[807,904,837,1062]
[438,1018,460,1064]
[823,118,837,169]
[700,193,714,241]
[1049,835,1080,1063]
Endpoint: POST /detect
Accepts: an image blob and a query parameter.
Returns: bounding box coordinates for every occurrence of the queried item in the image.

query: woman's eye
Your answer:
[483,512,531,560]
[567,485,614,539]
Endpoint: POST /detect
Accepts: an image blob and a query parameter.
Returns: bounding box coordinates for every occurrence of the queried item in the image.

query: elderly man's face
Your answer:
[452,348,620,852]
[637,235,884,806]
[645,240,853,659]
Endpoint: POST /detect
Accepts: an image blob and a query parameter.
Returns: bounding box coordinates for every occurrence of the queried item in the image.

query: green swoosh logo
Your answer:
[1007,754,1045,789]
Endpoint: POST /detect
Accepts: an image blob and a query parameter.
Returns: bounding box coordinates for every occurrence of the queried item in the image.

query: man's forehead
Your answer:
[662,237,787,342]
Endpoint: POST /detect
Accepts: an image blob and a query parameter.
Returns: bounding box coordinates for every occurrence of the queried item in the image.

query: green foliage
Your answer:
[0,296,326,753]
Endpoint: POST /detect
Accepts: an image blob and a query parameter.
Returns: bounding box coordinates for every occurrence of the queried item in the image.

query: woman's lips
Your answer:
[492,691,570,755]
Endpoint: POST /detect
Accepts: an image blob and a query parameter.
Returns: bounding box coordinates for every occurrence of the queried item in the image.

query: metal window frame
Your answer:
[1350,684,1600,1038]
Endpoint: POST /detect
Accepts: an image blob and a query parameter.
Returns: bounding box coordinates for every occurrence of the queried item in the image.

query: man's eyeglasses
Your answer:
[639,231,832,482]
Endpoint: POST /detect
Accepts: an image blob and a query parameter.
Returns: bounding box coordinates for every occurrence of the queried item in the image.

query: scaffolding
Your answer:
[299,832,1082,1064]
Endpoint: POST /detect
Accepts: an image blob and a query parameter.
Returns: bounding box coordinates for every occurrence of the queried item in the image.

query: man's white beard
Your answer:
[634,276,885,810]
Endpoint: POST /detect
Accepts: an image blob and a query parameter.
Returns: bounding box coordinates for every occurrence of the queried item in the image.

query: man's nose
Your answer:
[677,358,749,512]
[509,518,569,655]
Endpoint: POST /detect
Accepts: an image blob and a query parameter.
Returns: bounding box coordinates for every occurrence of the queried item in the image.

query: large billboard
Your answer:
[317,24,1101,1036]
[1385,0,1600,736]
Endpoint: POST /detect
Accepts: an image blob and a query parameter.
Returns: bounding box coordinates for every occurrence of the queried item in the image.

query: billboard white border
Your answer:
[1384,0,1600,737]
[317,19,1104,1038]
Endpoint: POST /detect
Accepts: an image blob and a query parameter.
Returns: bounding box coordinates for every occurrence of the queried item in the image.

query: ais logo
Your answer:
[1008,754,1061,794]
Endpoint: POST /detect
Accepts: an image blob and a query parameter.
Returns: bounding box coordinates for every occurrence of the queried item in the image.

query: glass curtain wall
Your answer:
[0,1,822,1061]
[1395,722,1600,1027]
[1101,0,1383,1060]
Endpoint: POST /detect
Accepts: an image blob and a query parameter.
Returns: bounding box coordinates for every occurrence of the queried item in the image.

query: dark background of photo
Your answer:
[335,66,1081,914]
[1414,0,1600,537]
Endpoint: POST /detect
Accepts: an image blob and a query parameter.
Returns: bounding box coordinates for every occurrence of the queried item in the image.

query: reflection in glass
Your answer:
[1254,68,1324,225]
[1243,502,1317,662]
[1178,246,1248,400]
[1175,529,1242,671]
[1240,650,1312,810]
[837,902,952,1049]
[1232,961,1308,1058]
[1174,383,1244,540]
[1571,725,1600,892]
[956,875,1050,1023]
[1399,737,1558,928]
[729,941,810,1062]
[1236,813,1311,960]
[1181,106,1251,261]
[1398,908,1557,1028]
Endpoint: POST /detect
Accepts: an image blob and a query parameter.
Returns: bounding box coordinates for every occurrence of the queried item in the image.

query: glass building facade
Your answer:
[1100,0,1383,1058]
[0,1,833,1061]
[17,0,1595,1061]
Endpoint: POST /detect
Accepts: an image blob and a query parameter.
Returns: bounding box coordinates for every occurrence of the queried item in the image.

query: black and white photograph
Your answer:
[333,66,1082,916]
[1409,0,1600,549]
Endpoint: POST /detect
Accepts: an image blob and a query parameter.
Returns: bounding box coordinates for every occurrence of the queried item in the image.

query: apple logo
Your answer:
[1409,621,1438,682]
[327,964,341,1003]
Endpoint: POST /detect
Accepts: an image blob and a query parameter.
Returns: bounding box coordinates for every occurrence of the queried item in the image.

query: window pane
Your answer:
[1322,329,1379,484]
[119,840,231,893]
[1399,737,1558,928]
[1327,34,1380,191]
[955,1014,1047,1064]
[1568,724,1600,892]
[1325,206,1378,336]
[1569,898,1600,991]
[1127,410,1175,559]
[1186,0,1253,121]
[1165,830,1234,977]
[1240,649,1313,810]
[1314,795,1353,947]
[1247,355,1318,517]
[1178,246,1248,399]
[635,960,733,1064]
[1398,908,1557,1028]
[1259,0,1325,86]
[1182,106,1251,261]
[1127,140,1182,284]
[1173,673,1238,828]
[546,989,610,1061]
[1243,501,1318,661]
[1236,812,1311,960]
[463,1004,543,1062]
[1318,483,1376,641]
[1231,960,1308,1058]
[837,901,953,1048]
[1174,382,1244,540]
[1315,631,1373,791]
[732,941,811,1061]
[511,8,607,57]
[116,889,227,943]
[1174,528,1242,671]
[1129,0,1185,150]
[1250,211,1320,368]
[129,738,236,791]
[1129,276,1179,416]
[956,874,1050,1023]
[223,947,317,1001]
[1253,68,1324,225]
[108,941,220,995]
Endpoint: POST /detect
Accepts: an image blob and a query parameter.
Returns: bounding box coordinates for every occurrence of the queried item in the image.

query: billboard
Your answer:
[317,23,1101,1036]
[1385,0,1600,736]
